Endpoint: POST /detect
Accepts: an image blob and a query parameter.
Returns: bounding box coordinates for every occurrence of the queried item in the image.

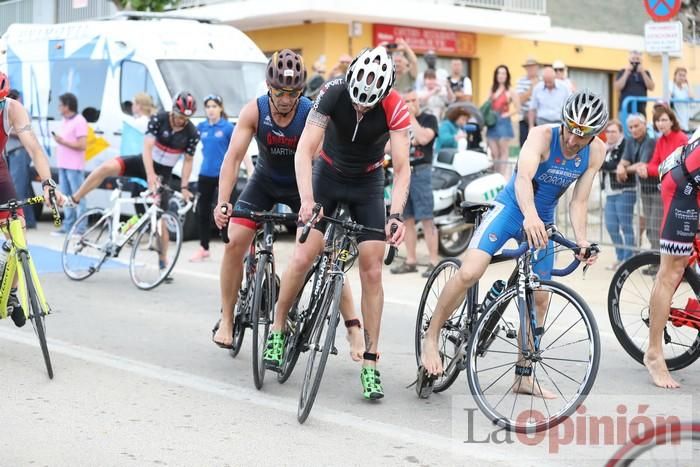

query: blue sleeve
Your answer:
[436,121,457,149]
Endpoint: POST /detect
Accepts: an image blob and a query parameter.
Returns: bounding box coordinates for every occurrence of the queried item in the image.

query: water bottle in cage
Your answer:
[480,279,506,313]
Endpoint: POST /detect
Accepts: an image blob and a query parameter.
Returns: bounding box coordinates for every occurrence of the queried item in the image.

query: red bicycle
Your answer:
[607,233,700,371]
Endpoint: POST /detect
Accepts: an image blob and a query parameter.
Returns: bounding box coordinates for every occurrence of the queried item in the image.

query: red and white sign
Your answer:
[373,24,476,57]
[645,21,683,54]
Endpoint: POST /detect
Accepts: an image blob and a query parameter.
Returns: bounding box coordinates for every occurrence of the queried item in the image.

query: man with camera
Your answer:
[614,50,655,115]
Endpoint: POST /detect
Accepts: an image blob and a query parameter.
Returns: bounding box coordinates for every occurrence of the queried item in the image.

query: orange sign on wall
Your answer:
[373,24,477,57]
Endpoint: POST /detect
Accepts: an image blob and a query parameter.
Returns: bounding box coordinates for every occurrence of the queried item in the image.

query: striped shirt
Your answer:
[516,76,533,117]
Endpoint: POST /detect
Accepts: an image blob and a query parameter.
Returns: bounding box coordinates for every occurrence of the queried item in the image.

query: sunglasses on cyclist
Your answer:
[270,87,302,98]
[204,94,223,105]
[564,119,596,137]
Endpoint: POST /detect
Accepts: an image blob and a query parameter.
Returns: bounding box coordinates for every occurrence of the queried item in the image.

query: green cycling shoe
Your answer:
[263,331,286,370]
[360,366,384,400]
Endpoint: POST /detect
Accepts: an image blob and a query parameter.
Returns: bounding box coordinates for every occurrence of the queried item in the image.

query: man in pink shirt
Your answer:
[53,92,87,233]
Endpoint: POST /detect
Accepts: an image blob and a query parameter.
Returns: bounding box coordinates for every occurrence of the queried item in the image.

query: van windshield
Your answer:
[158,60,266,118]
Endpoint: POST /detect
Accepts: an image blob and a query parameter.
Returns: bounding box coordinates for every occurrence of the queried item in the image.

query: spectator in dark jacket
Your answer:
[601,120,634,267]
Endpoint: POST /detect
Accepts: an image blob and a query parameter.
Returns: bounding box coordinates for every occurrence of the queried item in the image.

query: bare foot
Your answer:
[644,352,681,389]
[346,325,364,362]
[421,337,444,376]
[512,375,558,399]
[213,318,234,347]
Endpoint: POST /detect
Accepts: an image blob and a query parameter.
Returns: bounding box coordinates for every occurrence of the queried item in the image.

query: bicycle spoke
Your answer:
[543,316,584,351]
[543,300,570,336]
[538,359,583,386]
[475,360,522,374]
[541,337,590,353]
[479,360,517,395]
[535,360,570,402]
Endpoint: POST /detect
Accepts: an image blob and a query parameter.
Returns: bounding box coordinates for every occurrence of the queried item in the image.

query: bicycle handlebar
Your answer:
[0,194,62,227]
[218,206,299,244]
[498,225,599,277]
[299,203,397,265]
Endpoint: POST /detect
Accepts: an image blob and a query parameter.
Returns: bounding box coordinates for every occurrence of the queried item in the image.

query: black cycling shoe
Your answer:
[8,291,26,328]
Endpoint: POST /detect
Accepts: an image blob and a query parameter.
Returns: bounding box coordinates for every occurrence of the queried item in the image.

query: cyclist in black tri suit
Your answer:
[212,50,365,358]
[66,91,199,278]
[646,128,700,389]
[269,46,411,400]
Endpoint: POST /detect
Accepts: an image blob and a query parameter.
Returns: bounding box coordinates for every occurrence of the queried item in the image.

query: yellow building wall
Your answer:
[245,22,373,73]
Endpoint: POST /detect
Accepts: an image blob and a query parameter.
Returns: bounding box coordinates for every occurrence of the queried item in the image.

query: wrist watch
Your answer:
[387,213,404,223]
[41,178,58,189]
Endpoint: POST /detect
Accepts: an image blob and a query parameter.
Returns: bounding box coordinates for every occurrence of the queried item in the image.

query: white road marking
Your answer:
[0,327,518,463]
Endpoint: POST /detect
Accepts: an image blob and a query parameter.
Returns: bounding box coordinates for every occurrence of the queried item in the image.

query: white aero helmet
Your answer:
[345,46,395,107]
[561,89,609,137]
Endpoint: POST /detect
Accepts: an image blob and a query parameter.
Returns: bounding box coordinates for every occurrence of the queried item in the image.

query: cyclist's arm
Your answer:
[296,109,327,203]
[179,131,199,191]
[9,100,52,182]
[388,128,410,215]
[217,101,257,205]
[569,138,605,245]
[514,126,549,220]
[142,137,156,179]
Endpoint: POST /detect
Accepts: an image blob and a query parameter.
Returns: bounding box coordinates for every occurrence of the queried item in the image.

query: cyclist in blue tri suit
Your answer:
[421,89,608,397]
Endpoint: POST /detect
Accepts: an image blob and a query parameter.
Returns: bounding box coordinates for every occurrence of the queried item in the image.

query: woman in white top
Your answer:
[670,67,692,132]
[120,93,156,156]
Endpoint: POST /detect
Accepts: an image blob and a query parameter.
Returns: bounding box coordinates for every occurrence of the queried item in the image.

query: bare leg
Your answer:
[271,229,324,332]
[644,253,686,389]
[488,138,501,175]
[357,241,386,367]
[512,290,556,399]
[498,139,511,177]
[214,223,256,346]
[72,159,122,202]
[421,248,492,375]
[339,281,364,362]
[403,218,418,265]
[421,218,440,266]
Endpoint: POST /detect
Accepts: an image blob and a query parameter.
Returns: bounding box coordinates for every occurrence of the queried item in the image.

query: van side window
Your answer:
[49,59,109,123]
[120,61,161,115]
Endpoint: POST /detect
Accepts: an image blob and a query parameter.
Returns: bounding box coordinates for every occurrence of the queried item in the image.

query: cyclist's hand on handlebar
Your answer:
[386,218,405,245]
[299,198,322,224]
[181,187,194,203]
[523,213,548,250]
[214,202,232,230]
[575,240,598,266]
[43,185,65,207]
[146,172,159,192]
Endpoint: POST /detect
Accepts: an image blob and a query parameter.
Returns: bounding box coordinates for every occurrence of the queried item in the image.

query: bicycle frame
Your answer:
[0,214,50,319]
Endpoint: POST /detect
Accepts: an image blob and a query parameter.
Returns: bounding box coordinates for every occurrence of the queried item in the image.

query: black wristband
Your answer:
[387,213,404,223]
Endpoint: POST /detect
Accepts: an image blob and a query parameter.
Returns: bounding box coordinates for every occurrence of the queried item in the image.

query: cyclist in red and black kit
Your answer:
[647,128,700,389]
[66,91,199,277]
[268,46,411,400]
[0,71,64,326]
[212,49,364,359]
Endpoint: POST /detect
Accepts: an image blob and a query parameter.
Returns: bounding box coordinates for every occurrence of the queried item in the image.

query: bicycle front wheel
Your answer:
[62,208,111,281]
[606,421,700,466]
[19,251,53,379]
[608,252,700,371]
[278,268,316,384]
[251,255,274,390]
[129,212,183,290]
[466,280,600,433]
[297,276,342,424]
[415,257,467,393]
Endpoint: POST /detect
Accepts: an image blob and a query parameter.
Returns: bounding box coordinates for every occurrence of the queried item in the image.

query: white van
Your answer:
[0,13,266,216]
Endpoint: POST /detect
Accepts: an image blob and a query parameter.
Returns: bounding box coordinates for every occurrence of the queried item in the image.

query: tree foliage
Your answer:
[112,0,180,12]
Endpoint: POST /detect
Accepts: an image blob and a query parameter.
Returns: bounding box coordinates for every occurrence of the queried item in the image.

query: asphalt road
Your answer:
[1,224,699,466]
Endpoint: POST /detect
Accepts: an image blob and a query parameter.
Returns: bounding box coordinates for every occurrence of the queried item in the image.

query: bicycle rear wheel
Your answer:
[608,252,700,371]
[415,258,467,393]
[606,421,700,466]
[278,268,316,384]
[19,252,53,379]
[62,208,111,281]
[297,276,342,424]
[251,255,274,390]
[129,212,182,290]
[229,256,253,359]
[466,280,600,433]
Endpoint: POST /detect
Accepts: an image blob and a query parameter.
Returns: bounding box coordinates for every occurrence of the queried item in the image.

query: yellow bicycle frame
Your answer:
[0,201,51,320]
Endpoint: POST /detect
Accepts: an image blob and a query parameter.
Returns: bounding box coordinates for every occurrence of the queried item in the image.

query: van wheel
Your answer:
[438,226,473,257]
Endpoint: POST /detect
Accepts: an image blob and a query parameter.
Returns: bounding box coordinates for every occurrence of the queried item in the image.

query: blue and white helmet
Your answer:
[345,47,395,107]
[561,89,609,137]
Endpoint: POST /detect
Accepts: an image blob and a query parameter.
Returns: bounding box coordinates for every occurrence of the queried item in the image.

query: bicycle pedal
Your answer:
[415,366,437,399]
[264,361,282,373]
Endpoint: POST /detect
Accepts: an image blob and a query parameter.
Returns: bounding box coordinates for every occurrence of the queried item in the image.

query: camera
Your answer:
[386,43,398,50]
[631,61,639,72]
